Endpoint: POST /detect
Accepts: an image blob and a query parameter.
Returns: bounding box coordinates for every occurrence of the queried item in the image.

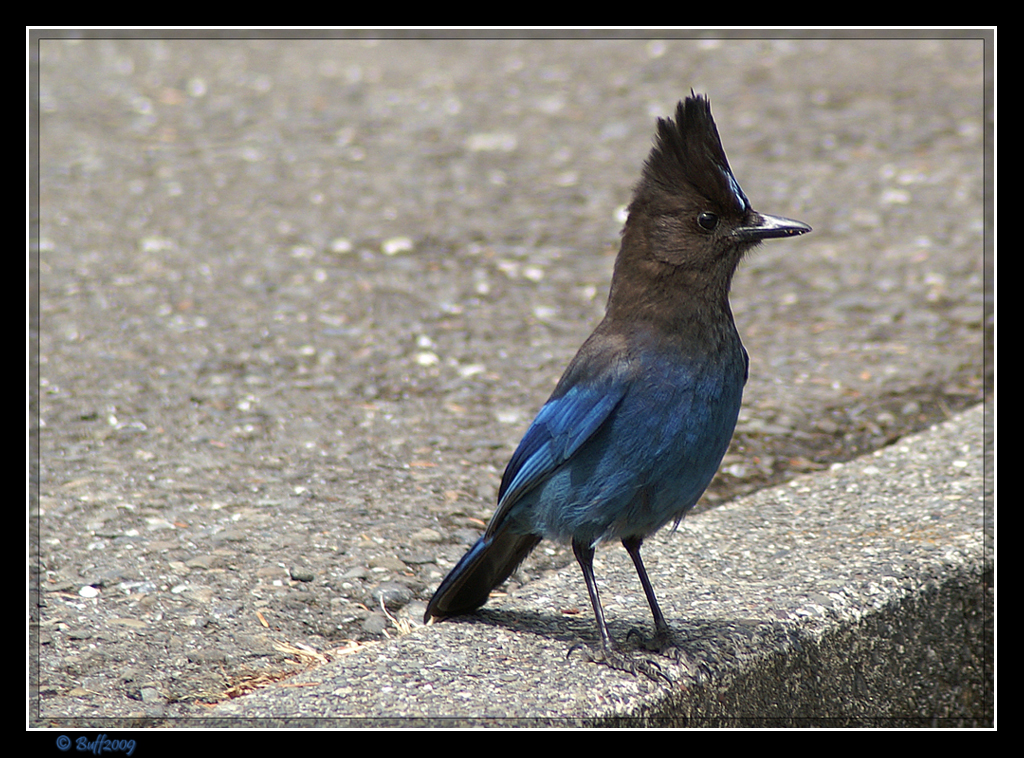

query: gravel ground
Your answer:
[31,32,990,725]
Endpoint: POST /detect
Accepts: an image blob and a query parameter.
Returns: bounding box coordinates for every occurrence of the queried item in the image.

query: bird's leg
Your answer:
[570,537,670,684]
[621,535,673,649]
[621,536,696,675]
[572,537,615,656]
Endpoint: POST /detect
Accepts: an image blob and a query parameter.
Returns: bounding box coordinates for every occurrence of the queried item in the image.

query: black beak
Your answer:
[733,213,811,242]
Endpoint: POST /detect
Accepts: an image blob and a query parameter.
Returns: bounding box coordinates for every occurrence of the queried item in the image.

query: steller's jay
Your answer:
[425,93,810,675]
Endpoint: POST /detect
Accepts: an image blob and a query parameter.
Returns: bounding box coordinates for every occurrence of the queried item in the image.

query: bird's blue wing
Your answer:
[489,378,627,533]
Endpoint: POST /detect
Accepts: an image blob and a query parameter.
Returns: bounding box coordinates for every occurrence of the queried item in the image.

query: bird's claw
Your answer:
[627,626,677,654]
[567,641,672,685]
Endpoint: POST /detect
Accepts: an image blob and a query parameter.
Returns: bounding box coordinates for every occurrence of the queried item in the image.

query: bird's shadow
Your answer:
[437,604,792,677]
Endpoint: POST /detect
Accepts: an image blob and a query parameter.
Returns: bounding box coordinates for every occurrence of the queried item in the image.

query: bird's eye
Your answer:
[697,212,719,231]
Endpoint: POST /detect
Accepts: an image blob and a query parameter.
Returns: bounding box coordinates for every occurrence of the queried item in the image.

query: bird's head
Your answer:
[624,94,810,275]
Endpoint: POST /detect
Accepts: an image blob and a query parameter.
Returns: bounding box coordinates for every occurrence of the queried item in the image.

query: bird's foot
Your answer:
[626,626,696,670]
[567,642,671,684]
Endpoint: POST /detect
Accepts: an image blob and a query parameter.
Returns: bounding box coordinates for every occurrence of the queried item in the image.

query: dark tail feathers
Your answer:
[424,528,541,623]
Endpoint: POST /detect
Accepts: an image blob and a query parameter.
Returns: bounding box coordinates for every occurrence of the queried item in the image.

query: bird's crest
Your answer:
[639,93,750,215]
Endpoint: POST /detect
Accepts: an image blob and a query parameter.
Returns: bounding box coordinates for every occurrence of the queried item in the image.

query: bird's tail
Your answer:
[424,527,541,623]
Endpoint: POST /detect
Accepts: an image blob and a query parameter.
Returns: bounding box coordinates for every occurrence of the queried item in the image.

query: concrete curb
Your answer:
[213,404,991,726]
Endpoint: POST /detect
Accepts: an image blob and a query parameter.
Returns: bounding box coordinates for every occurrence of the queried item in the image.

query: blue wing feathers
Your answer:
[489,342,745,544]
[495,382,627,516]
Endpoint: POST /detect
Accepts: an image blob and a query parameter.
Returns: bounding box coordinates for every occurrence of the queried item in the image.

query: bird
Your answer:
[424,93,810,676]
